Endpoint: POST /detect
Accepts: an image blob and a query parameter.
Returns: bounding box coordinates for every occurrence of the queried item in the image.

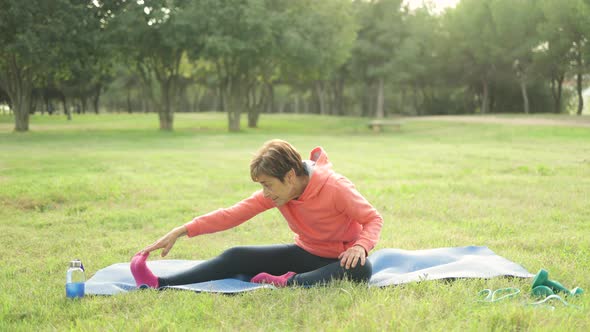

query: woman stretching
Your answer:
[131,139,383,288]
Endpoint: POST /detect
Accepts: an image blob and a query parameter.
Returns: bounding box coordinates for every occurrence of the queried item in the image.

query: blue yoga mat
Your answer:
[85,246,533,295]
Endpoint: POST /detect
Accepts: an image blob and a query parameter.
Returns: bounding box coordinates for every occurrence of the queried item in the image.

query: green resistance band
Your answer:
[477,288,521,303]
[476,288,581,309]
[477,269,583,309]
[527,294,578,310]
[476,286,580,310]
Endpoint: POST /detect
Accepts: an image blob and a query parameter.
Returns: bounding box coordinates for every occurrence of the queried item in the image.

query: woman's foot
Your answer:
[250,271,296,287]
[130,252,159,288]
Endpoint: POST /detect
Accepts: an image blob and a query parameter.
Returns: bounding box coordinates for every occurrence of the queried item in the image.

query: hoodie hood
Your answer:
[297,147,334,201]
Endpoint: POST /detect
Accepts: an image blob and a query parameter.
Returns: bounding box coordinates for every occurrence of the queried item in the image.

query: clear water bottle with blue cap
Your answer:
[66,259,85,298]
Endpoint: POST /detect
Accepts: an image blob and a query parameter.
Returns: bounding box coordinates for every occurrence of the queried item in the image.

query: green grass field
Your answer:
[1,113,589,331]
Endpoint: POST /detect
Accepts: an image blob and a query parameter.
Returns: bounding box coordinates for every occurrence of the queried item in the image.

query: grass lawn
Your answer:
[1,112,589,331]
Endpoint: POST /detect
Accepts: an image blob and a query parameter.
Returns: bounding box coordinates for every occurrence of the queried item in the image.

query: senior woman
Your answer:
[131,139,383,288]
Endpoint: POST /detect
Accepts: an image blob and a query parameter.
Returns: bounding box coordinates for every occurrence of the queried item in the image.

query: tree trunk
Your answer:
[43,95,49,115]
[489,84,496,113]
[159,108,173,130]
[141,84,150,113]
[247,110,259,128]
[412,84,420,116]
[1,57,33,131]
[332,78,344,116]
[555,75,564,114]
[574,46,583,115]
[326,85,333,115]
[191,96,200,113]
[30,92,38,115]
[400,87,407,115]
[158,80,174,131]
[577,70,584,116]
[481,79,490,114]
[549,74,565,114]
[217,85,225,112]
[61,96,67,116]
[420,85,428,115]
[314,81,327,115]
[247,83,264,128]
[80,97,87,114]
[293,96,300,114]
[227,92,241,132]
[376,77,384,118]
[362,82,374,117]
[211,92,219,112]
[519,79,530,114]
[14,92,31,131]
[63,96,72,121]
[127,89,132,113]
[225,79,243,132]
[192,88,203,112]
[92,84,101,114]
[228,112,240,131]
[267,83,274,113]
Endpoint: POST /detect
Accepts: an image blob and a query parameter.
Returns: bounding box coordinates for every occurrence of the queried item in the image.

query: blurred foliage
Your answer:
[1,0,589,131]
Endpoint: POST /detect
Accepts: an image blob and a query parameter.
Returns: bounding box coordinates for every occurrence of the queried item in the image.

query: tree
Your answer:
[111,0,199,130]
[539,0,590,115]
[490,0,541,114]
[394,5,445,115]
[184,0,283,131]
[352,0,404,118]
[289,0,356,117]
[534,33,570,113]
[446,0,504,114]
[0,0,99,131]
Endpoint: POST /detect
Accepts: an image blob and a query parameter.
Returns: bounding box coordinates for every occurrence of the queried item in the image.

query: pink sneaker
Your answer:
[130,252,159,288]
[250,271,296,287]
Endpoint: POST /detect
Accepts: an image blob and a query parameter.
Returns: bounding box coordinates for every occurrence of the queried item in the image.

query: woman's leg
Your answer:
[287,259,373,286]
[133,244,373,288]
[158,244,305,287]
[251,246,373,287]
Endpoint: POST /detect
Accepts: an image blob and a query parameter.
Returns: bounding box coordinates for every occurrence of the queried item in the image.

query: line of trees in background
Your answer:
[1,0,589,132]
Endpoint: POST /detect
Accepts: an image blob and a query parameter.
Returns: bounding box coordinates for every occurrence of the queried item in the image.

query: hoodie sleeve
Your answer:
[184,190,275,237]
[332,177,383,254]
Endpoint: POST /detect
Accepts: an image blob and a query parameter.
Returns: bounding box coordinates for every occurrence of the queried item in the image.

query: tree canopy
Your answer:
[1,0,589,132]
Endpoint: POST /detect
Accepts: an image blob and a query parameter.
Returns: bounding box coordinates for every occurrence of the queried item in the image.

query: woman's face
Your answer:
[256,171,298,207]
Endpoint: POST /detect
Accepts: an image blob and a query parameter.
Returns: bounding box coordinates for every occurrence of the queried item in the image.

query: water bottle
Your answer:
[66,259,85,298]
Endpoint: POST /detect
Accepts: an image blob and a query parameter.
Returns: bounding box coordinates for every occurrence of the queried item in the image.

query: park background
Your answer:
[1,0,590,131]
[1,0,590,331]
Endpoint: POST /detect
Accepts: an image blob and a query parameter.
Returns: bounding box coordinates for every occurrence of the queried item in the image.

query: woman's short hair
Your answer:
[250,139,306,182]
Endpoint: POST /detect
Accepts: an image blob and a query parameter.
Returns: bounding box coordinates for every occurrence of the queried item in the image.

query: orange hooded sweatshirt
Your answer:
[184,147,383,258]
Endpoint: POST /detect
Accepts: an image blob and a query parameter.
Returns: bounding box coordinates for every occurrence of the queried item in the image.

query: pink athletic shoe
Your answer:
[250,271,296,287]
[130,252,159,288]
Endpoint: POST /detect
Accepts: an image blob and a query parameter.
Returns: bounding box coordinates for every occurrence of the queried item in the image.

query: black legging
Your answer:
[158,244,372,287]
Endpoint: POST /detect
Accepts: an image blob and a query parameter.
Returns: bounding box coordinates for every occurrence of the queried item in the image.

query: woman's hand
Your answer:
[338,245,366,269]
[141,226,187,257]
